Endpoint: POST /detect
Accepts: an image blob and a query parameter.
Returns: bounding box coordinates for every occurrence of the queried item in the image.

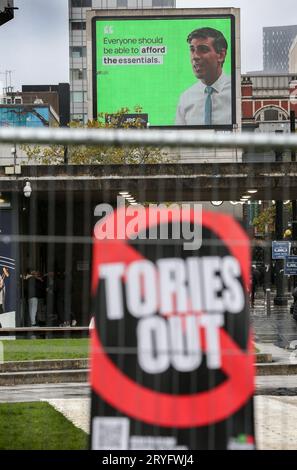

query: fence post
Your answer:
[0,341,3,364]
[266,288,271,316]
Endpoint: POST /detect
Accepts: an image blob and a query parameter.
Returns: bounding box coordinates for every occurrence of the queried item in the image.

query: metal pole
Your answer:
[63,145,68,165]
[264,224,271,292]
[274,130,288,306]
[2,127,297,149]
[266,288,271,316]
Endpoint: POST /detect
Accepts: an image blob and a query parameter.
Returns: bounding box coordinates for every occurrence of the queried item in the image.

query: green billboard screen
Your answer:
[93,15,235,128]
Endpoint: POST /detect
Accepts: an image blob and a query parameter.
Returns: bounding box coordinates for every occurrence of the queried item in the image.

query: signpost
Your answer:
[284,256,297,276]
[272,240,291,260]
[90,207,255,450]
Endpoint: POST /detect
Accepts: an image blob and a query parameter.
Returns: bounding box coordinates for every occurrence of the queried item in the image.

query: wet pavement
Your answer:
[251,292,297,347]
[0,382,90,403]
[46,396,297,450]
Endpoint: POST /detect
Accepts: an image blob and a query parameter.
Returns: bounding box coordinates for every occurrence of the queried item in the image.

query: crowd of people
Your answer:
[22,269,76,327]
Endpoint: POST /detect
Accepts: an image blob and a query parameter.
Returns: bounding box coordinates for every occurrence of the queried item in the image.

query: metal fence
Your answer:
[0,127,297,450]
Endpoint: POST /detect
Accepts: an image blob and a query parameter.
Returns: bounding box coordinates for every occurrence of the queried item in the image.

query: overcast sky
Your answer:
[0,0,297,91]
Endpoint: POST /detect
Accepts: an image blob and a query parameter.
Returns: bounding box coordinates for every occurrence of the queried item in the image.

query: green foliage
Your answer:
[3,338,89,362]
[21,106,167,165]
[0,402,87,450]
[252,205,276,234]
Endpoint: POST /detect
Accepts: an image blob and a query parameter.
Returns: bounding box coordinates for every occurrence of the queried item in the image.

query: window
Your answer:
[72,91,84,103]
[70,46,86,58]
[71,0,91,6]
[71,22,86,31]
[71,69,87,81]
[72,113,84,122]
[256,107,288,122]
[152,0,175,6]
[264,109,279,121]
[117,0,128,6]
[72,113,88,124]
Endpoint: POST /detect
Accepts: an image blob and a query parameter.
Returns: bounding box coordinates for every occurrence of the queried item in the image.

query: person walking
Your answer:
[27,270,42,327]
[292,287,297,321]
[251,265,261,308]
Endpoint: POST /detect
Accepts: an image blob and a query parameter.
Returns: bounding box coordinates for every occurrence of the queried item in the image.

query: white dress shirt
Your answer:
[175,72,232,126]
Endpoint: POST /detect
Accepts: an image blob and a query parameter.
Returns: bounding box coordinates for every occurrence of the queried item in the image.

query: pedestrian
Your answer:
[27,270,44,326]
[251,265,261,308]
[292,287,297,321]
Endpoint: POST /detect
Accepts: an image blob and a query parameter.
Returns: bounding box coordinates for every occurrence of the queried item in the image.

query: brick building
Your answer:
[241,73,297,130]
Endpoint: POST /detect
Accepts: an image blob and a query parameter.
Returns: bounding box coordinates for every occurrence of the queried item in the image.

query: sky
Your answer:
[0,0,297,91]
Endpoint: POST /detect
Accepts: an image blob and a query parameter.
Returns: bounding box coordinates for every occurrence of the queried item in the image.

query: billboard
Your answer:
[0,106,52,127]
[92,14,236,129]
[0,209,16,314]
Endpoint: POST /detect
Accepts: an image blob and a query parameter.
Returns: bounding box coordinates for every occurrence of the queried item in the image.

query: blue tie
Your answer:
[204,86,214,125]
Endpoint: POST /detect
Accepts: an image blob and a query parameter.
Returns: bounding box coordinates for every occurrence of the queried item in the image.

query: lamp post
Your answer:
[274,130,287,305]
[263,222,271,292]
[63,145,68,164]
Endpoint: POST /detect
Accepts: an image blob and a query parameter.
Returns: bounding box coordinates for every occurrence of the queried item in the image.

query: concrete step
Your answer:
[0,355,269,373]
[256,363,297,375]
[1,358,297,386]
[0,359,88,373]
[0,369,88,386]
[255,353,273,363]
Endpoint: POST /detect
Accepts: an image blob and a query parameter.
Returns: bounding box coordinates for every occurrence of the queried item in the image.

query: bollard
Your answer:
[266,288,271,316]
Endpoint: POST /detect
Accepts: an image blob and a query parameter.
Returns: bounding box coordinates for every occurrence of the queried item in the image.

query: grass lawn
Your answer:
[2,338,90,362]
[0,402,88,450]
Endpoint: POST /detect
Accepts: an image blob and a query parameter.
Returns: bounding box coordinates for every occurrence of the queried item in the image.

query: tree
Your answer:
[252,205,276,235]
[21,107,168,165]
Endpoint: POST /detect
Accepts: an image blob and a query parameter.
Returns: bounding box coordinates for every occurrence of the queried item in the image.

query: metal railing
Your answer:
[1,126,297,150]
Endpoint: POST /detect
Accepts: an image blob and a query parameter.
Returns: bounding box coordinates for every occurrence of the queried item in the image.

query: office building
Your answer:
[22,84,70,127]
[69,0,176,123]
[289,36,297,73]
[0,0,14,26]
[263,25,297,73]
[0,89,60,165]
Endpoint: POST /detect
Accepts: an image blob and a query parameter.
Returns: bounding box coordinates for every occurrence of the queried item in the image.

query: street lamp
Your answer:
[23,180,32,198]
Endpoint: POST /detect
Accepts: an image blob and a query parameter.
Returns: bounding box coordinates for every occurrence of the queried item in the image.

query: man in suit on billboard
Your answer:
[175,27,232,126]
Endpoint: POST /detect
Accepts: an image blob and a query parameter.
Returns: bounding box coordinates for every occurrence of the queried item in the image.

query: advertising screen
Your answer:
[93,15,235,128]
[0,107,51,128]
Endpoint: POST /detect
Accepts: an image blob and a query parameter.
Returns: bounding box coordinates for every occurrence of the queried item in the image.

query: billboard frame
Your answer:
[91,12,237,130]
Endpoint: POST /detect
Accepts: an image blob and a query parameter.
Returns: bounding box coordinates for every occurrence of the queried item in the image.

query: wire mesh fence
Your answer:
[0,127,297,450]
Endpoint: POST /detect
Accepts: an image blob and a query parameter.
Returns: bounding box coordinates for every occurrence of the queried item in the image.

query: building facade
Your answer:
[289,36,297,74]
[0,0,14,26]
[263,25,297,73]
[0,91,60,166]
[69,0,176,123]
[241,73,297,132]
[22,84,70,127]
